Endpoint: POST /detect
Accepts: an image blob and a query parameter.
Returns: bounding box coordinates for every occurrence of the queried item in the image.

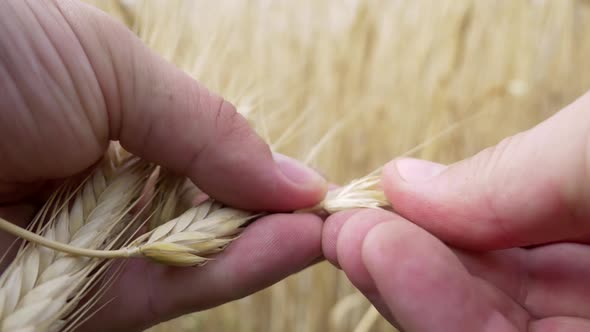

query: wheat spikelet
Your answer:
[0,150,153,332]
[298,174,389,214]
[148,173,203,231]
[127,198,255,267]
[321,175,388,213]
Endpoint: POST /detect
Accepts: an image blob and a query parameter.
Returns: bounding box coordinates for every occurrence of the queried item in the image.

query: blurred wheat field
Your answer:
[85,0,590,331]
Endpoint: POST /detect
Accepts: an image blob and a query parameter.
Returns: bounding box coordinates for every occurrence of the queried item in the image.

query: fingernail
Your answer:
[273,153,326,187]
[395,158,446,183]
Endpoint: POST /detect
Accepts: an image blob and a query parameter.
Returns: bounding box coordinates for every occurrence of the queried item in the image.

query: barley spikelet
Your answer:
[0,151,152,332]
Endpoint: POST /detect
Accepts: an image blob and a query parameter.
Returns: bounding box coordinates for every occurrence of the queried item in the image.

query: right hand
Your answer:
[323,92,590,331]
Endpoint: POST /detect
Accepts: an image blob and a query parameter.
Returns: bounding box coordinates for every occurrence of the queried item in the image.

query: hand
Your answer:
[0,1,326,331]
[323,92,590,331]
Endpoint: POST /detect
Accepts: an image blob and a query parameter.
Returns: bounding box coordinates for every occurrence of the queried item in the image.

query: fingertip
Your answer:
[382,159,402,202]
[382,159,418,210]
[361,220,447,306]
[335,209,398,292]
[392,158,447,183]
[268,153,328,211]
[323,209,397,274]
[382,158,446,202]
[361,219,458,281]
[361,221,408,276]
[183,142,327,212]
[274,153,328,194]
[323,210,360,268]
[382,159,485,248]
[323,211,399,325]
[360,222,436,331]
[360,221,517,332]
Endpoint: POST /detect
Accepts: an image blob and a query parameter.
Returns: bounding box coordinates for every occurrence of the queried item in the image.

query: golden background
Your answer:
[87,1,590,331]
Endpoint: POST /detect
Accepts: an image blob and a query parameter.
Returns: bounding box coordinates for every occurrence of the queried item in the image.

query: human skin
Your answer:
[323,92,590,331]
[0,0,327,330]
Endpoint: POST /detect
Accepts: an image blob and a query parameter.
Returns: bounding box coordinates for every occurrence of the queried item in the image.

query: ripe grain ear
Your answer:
[0,145,153,331]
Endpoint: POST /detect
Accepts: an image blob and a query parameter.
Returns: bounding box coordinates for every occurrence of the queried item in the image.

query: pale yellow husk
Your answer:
[0,148,153,332]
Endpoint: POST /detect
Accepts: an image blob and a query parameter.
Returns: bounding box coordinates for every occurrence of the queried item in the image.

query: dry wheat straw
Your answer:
[0,149,152,332]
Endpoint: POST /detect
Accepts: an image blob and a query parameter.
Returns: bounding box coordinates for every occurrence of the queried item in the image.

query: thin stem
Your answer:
[0,217,138,259]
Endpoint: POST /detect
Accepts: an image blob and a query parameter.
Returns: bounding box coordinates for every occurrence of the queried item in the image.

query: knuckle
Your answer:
[469,132,525,184]
[209,95,258,145]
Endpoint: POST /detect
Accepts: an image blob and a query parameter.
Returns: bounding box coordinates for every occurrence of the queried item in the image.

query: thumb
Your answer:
[57,0,326,211]
[383,92,590,249]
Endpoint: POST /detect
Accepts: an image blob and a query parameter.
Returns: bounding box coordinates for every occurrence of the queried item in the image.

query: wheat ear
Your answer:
[0,152,153,332]
[105,172,387,267]
[0,171,388,271]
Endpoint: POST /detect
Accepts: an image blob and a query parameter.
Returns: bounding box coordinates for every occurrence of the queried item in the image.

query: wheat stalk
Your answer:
[0,149,153,332]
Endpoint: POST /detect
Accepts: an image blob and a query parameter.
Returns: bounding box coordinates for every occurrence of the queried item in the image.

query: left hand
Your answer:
[0,1,326,330]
